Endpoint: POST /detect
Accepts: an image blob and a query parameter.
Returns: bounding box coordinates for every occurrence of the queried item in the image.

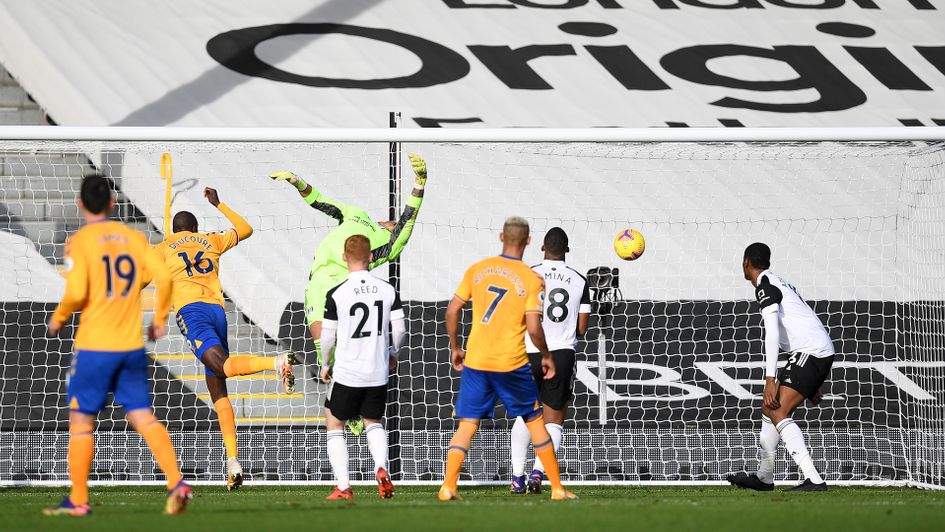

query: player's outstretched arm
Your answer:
[370,153,428,267]
[444,295,467,372]
[205,187,253,242]
[269,170,360,224]
[526,313,556,380]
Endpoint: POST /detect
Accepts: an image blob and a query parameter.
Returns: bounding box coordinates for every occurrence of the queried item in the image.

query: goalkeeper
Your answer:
[270,153,427,377]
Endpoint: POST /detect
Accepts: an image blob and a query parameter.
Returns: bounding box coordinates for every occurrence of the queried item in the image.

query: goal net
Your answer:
[1,130,943,488]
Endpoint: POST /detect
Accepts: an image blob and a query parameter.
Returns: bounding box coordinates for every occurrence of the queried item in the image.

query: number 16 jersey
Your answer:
[154,228,238,311]
[454,255,545,373]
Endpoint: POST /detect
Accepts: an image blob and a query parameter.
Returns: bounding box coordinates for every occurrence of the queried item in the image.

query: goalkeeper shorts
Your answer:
[67,348,151,415]
[304,268,347,325]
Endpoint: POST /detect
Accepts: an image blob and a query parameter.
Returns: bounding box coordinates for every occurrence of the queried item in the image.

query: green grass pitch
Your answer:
[2,485,944,531]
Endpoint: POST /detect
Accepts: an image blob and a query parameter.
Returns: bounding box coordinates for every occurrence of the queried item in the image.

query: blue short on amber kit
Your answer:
[455,364,542,419]
[175,301,229,377]
[67,348,151,415]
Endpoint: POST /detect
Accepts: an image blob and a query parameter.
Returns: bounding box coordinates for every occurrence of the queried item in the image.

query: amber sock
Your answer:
[444,421,478,490]
[223,355,274,378]
[214,398,238,459]
[68,422,95,505]
[138,417,183,489]
[527,417,563,491]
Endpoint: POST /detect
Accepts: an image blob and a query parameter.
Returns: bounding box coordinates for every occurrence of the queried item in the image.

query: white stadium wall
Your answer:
[0,1,943,129]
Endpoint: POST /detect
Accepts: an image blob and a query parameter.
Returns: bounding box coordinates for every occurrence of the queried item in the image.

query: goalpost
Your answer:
[0,127,943,489]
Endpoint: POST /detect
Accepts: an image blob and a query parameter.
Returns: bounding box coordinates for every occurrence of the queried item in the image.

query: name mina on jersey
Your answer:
[323,270,404,387]
[755,270,835,358]
[524,260,591,353]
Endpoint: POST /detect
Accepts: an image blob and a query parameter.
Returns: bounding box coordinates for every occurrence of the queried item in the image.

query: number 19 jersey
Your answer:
[454,255,545,373]
[154,229,239,311]
[51,220,172,351]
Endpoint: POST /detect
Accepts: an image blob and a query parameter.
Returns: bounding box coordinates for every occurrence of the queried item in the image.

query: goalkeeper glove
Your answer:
[269,170,307,192]
[408,153,427,190]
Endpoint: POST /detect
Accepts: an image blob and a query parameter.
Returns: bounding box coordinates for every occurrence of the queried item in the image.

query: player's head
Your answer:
[743,242,771,281]
[343,234,372,271]
[542,227,569,259]
[173,211,199,233]
[500,216,531,255]
[78,174,114,216]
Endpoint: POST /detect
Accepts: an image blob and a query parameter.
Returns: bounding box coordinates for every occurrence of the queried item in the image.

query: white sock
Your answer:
[365,423,388,473]
[326,429,349,490]
[533,423,563,473]
[510,417,531,476]
[776,418,824,484]
[757,415,779,484]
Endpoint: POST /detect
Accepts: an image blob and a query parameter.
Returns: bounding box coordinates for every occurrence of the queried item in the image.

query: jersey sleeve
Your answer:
[391,289,405,320]
[454,266,473,302]
[207,230,239,254]
[50,233,90,325]
[755,276,783,315]
[525,274,544,314]
[137,232,173,324]
[322,287,339,329]
[218,203,253,243]
[579,280,592,314]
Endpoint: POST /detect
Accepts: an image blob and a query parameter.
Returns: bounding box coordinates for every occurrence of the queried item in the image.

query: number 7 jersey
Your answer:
[454,255,545,372]
[154,228,239,311]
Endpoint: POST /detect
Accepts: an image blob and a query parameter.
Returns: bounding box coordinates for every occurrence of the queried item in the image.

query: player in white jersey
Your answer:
[508,227,591,494]
[318,234,407,501]
[728,242,836,492]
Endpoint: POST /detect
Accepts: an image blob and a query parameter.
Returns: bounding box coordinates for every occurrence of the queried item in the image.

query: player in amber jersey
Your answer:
[441,216,576,502]
[45,175,191,517]
[154,187,295,490]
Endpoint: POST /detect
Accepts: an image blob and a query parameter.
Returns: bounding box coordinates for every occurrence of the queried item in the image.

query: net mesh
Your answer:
[1,138,943,486]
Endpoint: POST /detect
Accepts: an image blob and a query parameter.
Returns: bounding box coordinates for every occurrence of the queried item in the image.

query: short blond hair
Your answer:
[502,216,530,245]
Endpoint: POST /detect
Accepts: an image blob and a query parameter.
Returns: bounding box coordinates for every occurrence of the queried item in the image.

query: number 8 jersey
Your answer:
[454,255,545,372]
[524,260,591,353]
[154,226,239,312]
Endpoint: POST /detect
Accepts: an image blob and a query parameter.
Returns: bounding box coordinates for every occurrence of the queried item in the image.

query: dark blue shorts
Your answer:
[67,348,151,415]
[455,365,542,420]
[176,302,228,377]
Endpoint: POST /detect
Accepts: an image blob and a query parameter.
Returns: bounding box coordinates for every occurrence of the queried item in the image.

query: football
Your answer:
[614,229,645,261]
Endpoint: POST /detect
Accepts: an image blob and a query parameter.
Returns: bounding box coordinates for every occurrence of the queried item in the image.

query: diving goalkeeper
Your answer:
[270,153,427,367]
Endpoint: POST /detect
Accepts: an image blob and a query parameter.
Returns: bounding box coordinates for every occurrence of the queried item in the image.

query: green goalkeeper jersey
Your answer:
[307,190,423,277]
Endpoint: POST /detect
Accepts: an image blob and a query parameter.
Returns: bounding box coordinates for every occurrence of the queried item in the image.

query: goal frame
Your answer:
[1,126,943,490]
